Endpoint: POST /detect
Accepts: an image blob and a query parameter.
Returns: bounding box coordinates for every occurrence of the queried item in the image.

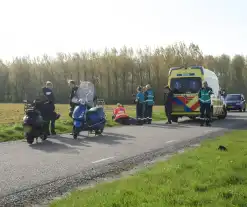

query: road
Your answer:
[0,112,247,206]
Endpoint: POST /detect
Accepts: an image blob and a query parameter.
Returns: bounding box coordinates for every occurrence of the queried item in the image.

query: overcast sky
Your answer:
[0,0,246,60]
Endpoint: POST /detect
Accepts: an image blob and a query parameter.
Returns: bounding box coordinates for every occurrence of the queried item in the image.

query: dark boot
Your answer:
[206,119,211,126]
[166,119,172,124]
[200,119,204,126]
[136,119,142,125]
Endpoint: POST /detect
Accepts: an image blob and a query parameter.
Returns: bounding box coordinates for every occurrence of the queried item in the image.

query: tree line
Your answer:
[0,42,245,104]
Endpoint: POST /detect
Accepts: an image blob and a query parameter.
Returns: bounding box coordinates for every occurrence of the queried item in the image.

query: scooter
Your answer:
[72,99,106,139]
[23,100,48,144]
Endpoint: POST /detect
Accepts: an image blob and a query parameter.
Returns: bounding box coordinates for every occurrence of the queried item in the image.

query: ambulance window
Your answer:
[170,77,202,94]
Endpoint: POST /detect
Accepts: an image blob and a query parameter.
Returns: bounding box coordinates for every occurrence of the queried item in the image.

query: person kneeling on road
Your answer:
[112,103,138,125]
[198,81,213,127]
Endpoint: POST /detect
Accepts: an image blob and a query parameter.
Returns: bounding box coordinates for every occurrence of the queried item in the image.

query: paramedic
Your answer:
[198,81,213,126]
[144,84,155,124]
[112,103,137,125]
[135,86,144,124]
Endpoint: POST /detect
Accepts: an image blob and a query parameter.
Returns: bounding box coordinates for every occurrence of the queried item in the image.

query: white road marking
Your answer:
[92,156,115,164]
[165,140,176,144]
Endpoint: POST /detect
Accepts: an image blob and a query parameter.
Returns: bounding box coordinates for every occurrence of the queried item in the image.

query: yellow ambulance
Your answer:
[168,65,227,122]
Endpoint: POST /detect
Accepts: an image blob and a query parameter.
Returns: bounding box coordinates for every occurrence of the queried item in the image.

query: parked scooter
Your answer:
[71,81,106,139]
[22,100,48,144]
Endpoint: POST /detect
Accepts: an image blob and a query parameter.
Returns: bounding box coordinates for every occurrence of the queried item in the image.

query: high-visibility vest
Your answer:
[199,87,213,104]
[145,89,154,105]
[113,107,128,120]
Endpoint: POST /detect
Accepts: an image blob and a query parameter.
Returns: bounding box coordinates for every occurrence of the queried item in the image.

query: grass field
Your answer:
[0,103,165,142]
[50,130,247,207]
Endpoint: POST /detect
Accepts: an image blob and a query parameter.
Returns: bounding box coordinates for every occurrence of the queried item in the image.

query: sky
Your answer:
[0,0,246,60]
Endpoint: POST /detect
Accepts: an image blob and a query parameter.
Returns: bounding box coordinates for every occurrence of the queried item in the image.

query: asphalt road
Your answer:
[0,112,247,206]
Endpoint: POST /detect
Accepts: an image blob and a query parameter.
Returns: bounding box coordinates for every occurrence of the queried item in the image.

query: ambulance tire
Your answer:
[218,106,227,120]
[171,116,178,123]
[210,107,214,122]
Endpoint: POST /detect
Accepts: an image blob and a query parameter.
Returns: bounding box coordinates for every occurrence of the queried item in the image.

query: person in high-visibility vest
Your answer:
[142,86,147,123]
[198,81,213,126]
[144,84,155,124]
[135,86,144,125]
[112,103,137,125]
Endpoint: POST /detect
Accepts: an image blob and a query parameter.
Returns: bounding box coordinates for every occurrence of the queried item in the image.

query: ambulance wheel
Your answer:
[218,107,227,120]
[171,116,178,122]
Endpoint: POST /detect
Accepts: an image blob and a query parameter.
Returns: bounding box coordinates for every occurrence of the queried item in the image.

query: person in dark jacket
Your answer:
[198,81,213,126]
[68,80,79,117]
[144,84,155,124]
[135,86,144,125]
[42,81,56,135]
[164,85,173,124]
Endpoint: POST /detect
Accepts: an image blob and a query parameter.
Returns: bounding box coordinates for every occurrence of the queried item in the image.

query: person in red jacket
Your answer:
[112,103,137,125]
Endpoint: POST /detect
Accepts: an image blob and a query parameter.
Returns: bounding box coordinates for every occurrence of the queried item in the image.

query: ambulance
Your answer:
[168,65,227,122]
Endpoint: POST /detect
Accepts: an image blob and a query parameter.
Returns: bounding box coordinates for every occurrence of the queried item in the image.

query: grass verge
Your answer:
[0,104,166,142]
[50,130,247,207]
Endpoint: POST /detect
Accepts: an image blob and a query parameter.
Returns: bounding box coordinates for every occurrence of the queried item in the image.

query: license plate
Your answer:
[23,125,32,132]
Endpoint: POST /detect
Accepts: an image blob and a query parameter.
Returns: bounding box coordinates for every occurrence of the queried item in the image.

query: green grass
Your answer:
[0,104,166,142]
[50,130,247,207]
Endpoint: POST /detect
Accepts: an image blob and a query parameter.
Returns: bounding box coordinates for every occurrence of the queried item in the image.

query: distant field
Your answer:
[0,104,165,142]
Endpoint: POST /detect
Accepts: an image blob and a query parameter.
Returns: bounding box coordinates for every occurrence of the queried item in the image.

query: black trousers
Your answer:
[145,105,153,120]
[165,105,172,123]
[136,103,144,119]
[115,117,137,125]
[43,120,55,133]
[200,103,211,124]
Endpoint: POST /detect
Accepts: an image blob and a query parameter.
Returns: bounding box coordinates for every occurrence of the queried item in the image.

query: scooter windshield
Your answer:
[75,81,95,107]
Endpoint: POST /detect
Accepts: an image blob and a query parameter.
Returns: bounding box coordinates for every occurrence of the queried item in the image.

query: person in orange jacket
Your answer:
[112,103,137,125]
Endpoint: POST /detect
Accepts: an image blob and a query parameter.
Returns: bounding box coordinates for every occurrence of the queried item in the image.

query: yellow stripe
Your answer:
[186,96,199,108]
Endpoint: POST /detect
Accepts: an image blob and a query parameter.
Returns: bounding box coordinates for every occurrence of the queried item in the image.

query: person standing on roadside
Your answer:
[142,86,147,123]
[144,84,155,124]
[135,86,144,125]
[42,81,56,135]
[164,85,173,124]
[68,80,79,117]
[198,81,213,126]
